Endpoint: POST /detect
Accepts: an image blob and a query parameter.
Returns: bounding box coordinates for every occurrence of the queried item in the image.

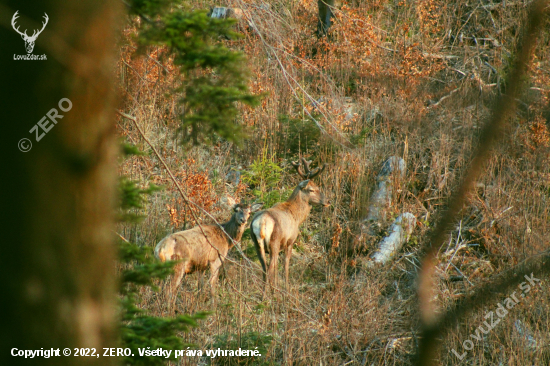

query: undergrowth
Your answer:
[117,0,550,365]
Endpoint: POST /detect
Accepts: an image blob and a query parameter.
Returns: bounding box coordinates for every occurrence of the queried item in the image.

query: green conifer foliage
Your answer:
[118,154,208,365]
[131,1,260,145]
[117,1,261,363]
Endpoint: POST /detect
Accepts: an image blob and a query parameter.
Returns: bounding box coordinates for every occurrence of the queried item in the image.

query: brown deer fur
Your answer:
[155,203,262,307]
[251,160,328,293]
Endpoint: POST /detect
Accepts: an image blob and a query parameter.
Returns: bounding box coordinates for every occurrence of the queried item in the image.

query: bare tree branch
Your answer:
[415,1,550,364]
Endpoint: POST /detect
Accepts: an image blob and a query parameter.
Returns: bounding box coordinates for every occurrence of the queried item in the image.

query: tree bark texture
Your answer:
[0,0,121,365]
[317,0,336,36]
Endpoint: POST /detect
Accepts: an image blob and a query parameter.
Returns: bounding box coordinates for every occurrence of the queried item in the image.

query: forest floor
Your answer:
[117,1,550,364]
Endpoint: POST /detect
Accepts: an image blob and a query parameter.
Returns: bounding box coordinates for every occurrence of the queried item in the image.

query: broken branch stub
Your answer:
[209,7,229,18]
[362,156,406,234]
[368,212,416,267]
[208,7,245,21]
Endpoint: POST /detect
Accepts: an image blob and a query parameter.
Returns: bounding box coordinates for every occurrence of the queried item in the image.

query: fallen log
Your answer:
[361,156,406,234]
[368,212,416,266]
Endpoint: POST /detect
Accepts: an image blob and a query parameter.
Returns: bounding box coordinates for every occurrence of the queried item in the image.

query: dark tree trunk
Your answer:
[0,0,121,365]
[317,0,336,37]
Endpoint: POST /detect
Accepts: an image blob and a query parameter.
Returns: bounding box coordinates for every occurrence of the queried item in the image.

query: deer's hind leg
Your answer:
[167,260,187,312]
[251,230,268,282]
[266,239,280,292]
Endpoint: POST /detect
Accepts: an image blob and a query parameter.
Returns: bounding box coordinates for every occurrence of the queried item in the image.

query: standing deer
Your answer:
[11,11,49,54]
[251,158,329,293]
[155,202,262,308]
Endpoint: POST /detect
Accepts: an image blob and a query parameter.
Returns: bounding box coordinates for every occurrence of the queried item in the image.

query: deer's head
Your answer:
[292,158,329,207]
[297,180,329,207]
[231,202,264,225]
[12,11,49,54]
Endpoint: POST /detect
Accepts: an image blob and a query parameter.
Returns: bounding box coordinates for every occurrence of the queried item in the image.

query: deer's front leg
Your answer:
[209,258,223,297]
[284,241,293,289]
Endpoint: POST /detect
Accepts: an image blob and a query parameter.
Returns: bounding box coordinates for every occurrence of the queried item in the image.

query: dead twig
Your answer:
[415,1,550,364]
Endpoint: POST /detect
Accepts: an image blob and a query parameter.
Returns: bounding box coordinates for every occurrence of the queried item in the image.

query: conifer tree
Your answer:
[117,1,260,365]
[128,0,260,144]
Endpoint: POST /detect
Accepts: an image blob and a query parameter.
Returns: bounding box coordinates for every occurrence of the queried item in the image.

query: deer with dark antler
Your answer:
[12,11,49,54]
[251,158,329,294]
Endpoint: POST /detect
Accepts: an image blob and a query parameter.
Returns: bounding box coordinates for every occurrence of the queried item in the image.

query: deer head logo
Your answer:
[11,11,48,54]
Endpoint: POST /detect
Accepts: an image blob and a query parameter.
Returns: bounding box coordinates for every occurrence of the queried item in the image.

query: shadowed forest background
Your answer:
[2,0,550,365]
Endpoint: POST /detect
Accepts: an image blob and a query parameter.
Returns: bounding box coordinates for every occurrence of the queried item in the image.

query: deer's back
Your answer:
[252,206,300,244]
[155,225,229,269]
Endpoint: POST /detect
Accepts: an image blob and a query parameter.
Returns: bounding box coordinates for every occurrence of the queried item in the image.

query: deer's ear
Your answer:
[251,203,263,212]
[298,180,310,189]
